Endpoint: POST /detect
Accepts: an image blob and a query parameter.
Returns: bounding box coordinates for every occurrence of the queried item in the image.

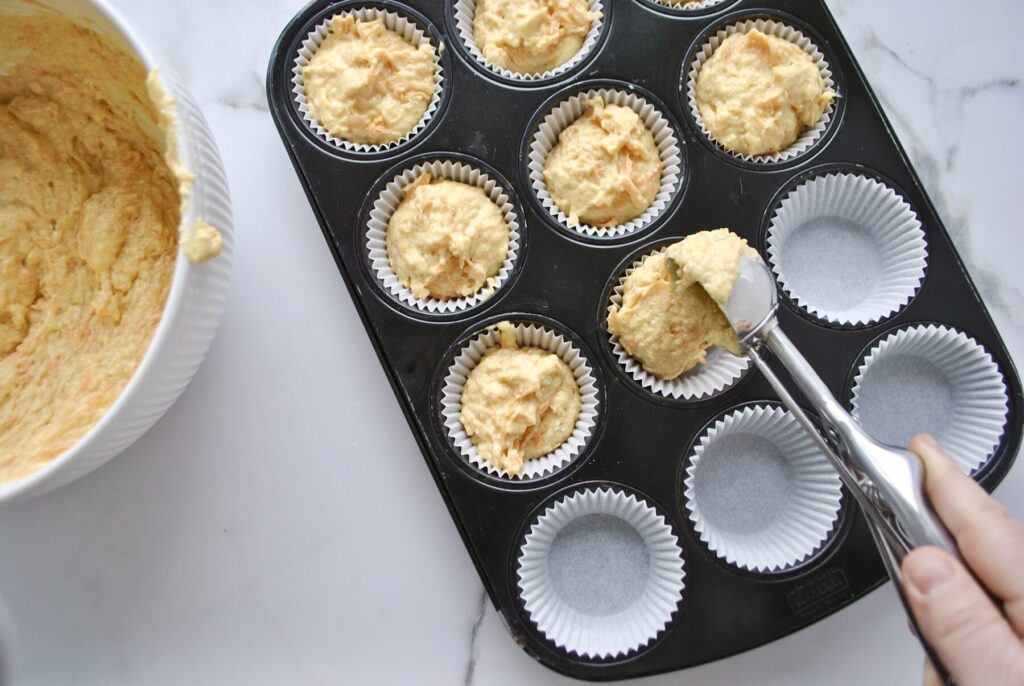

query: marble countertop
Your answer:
[1,0,1022,684]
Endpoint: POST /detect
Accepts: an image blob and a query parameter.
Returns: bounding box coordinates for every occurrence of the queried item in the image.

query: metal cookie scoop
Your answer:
[721,254,958,681]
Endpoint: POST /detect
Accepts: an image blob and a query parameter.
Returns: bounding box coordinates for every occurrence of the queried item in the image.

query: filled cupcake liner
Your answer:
[645,0,731,10]
[292,7,445,153]
[686,18,837,164]
[441,322,599,480]
[517,487,686,659]
[452,0,604,82]
[607,246,751,400]
[684,405,843,573]
[367,159,521,313]
[528,88,683,238]
[766,172,928,327]
[851,325,1009,475]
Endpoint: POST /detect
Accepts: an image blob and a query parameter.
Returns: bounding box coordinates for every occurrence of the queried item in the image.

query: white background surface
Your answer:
[2,0,1023,684]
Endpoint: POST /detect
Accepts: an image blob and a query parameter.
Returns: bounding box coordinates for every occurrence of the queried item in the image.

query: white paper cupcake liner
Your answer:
[292,7,445,153]
[453,0,604,82]
[517,487,685,659]
[686,18,837,164]
[851,325,1009,475]
[367,159,521,313]
[441,322,599,480]
[645,0,730,11]
[528,87,683,238]
[684,405,843,573]
[607,246,751,400]
[767,172,928,327]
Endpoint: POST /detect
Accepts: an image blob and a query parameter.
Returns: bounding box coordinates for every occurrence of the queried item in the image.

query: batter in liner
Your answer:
[302,15,437,145]
[460,323,580,475]
[472,0,601,75]
[543,97,662,228]
[695,28,834,157]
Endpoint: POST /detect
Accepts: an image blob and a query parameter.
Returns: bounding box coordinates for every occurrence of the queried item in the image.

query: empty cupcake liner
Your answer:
[851,324,1009,475]
[292,7,445,153]
[607,246,751,400]
[684,405,843,573]
[441,322,599,480]
[367,159,521,313]
[528,87,683,238]
[766,172,928,327]
[517,487,686,659]
[686,18,837,164]
[452,0,604,82]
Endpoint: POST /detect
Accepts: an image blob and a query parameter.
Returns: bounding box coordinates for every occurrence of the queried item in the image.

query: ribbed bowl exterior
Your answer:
[0,6,234,503]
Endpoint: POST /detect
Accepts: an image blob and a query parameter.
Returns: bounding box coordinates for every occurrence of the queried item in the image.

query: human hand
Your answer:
[901,434,1024,686]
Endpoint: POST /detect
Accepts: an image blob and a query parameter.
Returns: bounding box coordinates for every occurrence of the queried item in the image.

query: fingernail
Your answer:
[905,552,954,594]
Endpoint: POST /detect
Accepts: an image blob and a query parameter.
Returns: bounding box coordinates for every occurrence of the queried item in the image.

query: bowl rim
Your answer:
[0,0,201,501]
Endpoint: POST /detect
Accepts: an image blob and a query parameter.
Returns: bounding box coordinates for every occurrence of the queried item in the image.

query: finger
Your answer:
[921,659,943,686]
[903,545,1024,686]
[909,433,1024,635]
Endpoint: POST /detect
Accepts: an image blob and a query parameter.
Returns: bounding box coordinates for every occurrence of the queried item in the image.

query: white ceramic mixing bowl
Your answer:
[0,0,234,503]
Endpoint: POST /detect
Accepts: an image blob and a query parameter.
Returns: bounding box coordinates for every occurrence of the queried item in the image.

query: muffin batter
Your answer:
[543,97,662,227]
[386,174,510,300]
[1,14,182,482]
[608,229,757,380]
[302,15,436,145]
[472,0,601,75]
[460,323,580,475]
[665,228,761,306]
[695,28,835,157]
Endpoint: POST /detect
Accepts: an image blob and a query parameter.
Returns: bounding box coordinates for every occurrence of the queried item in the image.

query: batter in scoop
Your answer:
[608,230,758,380]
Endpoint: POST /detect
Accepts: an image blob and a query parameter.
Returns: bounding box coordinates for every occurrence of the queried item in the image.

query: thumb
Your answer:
[902,546,1024,686]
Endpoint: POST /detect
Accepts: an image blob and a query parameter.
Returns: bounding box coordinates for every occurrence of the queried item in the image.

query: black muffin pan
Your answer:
[267,0,1023,679]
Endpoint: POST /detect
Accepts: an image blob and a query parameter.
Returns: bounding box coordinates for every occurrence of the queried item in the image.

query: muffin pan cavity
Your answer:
[637,0,737,16]
[851,324,1010,475]
[766,171,927,327]
[516,486,685,659]
[291,3,449,156]
[684,14,839,165]
[603,240,752,402]
[684,404,843,573]
[364,155,523,315]
[525,82,685,239]
[449,0,607,85]
[269,0,1022,679]
[439,319,600,481]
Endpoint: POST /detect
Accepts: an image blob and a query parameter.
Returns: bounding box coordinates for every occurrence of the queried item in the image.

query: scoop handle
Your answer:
[760,324,956,554]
